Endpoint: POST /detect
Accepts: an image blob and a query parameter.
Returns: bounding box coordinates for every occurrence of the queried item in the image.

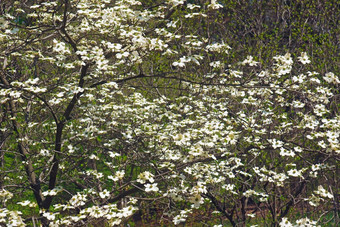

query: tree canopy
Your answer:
[0,0,339,226]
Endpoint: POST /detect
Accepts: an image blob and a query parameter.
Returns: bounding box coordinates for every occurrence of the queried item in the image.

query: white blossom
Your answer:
[298,52,311,64]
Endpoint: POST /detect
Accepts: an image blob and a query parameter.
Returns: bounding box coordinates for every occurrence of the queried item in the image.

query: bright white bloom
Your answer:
[187,4,201,10]
[314,185,333,199]
[173,210,191,225]
[166,20,177,28]
[258,70,267,77]
[42,187,63,196]
[99,189,111,199]
[116,51,129,59]
[67,145,75,154]
[279,217,293,227]
[108,151,121,158]
[270,139,284,149]
[280,147,295,157]
[121,206,136,218]
[53,39,71,55]
[314,104,328,116]
[298,52,311,64]
[242,55,258,66]
[137,171,154,184]
[17,200,37,207]
[306,194,323,206]
[25,78,39,85]
[169,0,185,7]
[292,74,306,83]
[295,217,318,226]
[247,213,256,218]
[229,70,243,78]
[273,53,293,75]
[172,61,185,67]
[323,72,339,84]
[69,193,87,207]
[243,189,256,197]
[210,61,221,68]
[184,12,207,18]
[208,0,224,9]
[89,154,99,160]
[0,189,13,202]
[108,170,125,181]
[287,169,303,177]
[206,42,230,53]
[42,211,58,221]
[292,100,305,108]
[189,193,203,208]
[173,214,186,225]
[2,210,25,226]
[173,56,192,67]
[145,183,159,192]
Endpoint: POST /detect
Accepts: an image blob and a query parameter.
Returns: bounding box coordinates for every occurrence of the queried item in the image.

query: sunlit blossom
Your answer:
[298,52,311,64]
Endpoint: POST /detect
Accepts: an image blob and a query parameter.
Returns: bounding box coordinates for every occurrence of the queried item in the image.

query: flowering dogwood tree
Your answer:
[0,0,338,226]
